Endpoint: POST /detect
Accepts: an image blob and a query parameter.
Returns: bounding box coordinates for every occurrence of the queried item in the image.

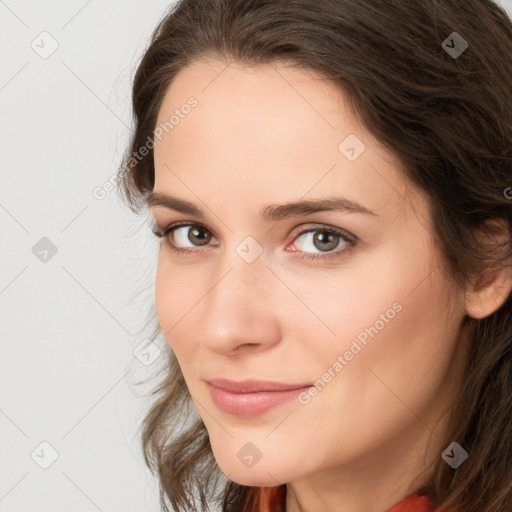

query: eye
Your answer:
[287,225,357,261]
[152,222,219,254]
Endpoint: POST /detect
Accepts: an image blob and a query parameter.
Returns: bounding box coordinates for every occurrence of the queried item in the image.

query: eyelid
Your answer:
[288,223,355,243]
[152,220,220,241]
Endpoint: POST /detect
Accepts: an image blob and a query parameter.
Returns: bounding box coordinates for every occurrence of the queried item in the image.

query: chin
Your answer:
[213,452,296,487]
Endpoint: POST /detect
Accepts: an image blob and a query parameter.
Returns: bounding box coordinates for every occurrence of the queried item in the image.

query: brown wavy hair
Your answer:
[116,0,512,511]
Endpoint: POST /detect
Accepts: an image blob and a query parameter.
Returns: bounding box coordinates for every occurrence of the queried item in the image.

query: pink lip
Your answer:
[206,379,313,417]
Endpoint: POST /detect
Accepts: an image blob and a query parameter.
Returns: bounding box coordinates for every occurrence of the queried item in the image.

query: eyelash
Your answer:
[152,221,358,262]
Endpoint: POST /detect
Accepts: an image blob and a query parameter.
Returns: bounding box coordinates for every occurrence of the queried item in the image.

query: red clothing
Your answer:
[255,486,436,512]
[385,492,433,512]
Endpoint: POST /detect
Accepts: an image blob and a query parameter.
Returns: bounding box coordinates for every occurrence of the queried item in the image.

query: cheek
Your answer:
[154,259,170,329]
[293,239,460,403]
[290,281,461,463]
[281,265,405,363]
[154,256,195,352]
[311,235,447,353]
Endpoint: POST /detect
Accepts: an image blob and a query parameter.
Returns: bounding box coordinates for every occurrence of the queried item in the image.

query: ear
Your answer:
[464,219,512,320]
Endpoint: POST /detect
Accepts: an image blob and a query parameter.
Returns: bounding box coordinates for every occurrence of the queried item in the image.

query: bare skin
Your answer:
[148,57,512,512]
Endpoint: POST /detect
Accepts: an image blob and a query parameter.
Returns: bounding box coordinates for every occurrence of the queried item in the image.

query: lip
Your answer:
[206,378,312,393]
[206,378,313,417]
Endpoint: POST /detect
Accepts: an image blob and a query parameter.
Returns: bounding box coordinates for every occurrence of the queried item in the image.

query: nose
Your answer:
[194,256,282,356]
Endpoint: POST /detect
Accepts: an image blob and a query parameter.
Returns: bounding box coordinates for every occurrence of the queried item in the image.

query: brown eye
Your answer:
[159,223,220,252]
[185,226,212,246]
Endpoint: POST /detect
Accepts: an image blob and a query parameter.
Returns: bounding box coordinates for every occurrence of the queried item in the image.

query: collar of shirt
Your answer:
[385,492,433,512]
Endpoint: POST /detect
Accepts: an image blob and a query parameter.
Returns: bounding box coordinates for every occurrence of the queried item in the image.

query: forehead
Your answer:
[154,58,366,157]
[152,58,427,224]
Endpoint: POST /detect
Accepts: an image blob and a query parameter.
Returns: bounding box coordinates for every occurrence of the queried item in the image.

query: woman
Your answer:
[117,0,512,511]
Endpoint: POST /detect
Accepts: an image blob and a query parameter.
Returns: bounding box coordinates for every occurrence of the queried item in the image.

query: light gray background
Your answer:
[1,1,512,511]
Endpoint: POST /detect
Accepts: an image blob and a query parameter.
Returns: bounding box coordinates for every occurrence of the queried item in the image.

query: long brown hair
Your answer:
[117,1,512,511]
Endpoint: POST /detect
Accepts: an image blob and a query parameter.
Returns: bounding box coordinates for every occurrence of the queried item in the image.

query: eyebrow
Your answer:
[146,191,378,222]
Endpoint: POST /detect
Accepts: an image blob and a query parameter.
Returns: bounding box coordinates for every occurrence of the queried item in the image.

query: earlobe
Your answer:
[464,263,512,320]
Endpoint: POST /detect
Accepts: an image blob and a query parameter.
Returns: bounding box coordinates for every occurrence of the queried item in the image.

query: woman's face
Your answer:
[150,58,469,493]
